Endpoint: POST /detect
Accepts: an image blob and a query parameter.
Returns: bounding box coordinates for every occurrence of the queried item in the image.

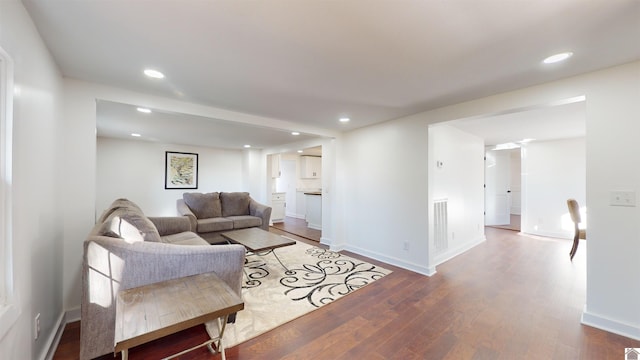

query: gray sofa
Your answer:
[80,198,245,360]
[177,192,272,244]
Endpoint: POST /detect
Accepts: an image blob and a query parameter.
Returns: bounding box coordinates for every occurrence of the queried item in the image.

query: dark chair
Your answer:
[567,198,586,260]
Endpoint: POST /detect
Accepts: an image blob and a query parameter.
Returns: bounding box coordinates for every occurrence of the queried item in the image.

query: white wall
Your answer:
[340,61,640,340]
[429,124,485,265]
[0,1,65,359]
[341,116,432,274]
[582,63,639,339]
[96,137,245,216]
[521,137,586,239]
[242,148,265,202]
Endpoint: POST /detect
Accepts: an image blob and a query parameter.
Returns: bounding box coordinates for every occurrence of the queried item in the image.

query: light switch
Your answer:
[609,191,636,207]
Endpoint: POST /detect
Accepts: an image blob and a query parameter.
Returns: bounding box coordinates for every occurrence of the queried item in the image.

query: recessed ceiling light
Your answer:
[297,150,303,153]
[339,117,350,123]
[291,131,300,136]
[131,133,141,137]
[492,142,520,150]
[243,144,251,148]
[543,52,573,64]
[136,107,151,113]
[144,69,165,79]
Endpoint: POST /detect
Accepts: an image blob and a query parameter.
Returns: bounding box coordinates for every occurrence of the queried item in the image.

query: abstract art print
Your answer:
[165,151,198,189]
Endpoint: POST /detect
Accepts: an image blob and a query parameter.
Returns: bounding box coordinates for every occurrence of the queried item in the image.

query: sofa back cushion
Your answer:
[183,192,222,219]
[220,192,251,217]
[97,208,162,243]
[96,198,143,223]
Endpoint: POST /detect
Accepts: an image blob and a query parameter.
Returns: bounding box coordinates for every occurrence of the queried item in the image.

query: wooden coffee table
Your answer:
[221,228,296,275]
[114,272,244,360]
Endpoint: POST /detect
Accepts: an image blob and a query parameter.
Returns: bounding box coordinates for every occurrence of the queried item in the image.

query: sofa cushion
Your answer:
[160,231,209,245]
[99,208,162,243]
[183,192,222,219]
[220,192,251,217]
[197,217,234,233]
[227,215,262,229]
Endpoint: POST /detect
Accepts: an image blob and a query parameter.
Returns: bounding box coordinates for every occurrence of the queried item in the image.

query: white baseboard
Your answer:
[286,212,305,219]
[330,237,486,277]
[307,223,321,230]
[521,229,571,240]
[340,243,435,276]
[319,236,331,246]
[581,306,640,341]
[65,307,81,322]
[433,235,486,267]
[43,307,81,360]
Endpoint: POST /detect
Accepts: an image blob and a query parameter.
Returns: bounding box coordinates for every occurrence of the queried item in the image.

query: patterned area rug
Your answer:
[206,238,391,348]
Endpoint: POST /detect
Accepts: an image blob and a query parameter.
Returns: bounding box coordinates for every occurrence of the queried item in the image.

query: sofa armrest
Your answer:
[80,237,245,360]
[176,199,198,230]
[249,198,272,231]
[148,216,192,236]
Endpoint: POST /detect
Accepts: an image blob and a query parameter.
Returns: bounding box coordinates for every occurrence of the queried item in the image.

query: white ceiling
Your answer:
[97,100,322,150]
[23,0,639,147]
[448,99,586,146]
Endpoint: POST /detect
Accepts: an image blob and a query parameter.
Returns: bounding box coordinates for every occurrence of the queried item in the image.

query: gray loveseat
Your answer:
[80,198,245,360]
[177,192,272,244]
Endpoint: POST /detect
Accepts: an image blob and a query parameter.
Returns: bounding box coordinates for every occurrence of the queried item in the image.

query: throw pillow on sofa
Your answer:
[183,192,222,219]
[97,212,143,243]
[220,192,251,217]
[97,208,162,243]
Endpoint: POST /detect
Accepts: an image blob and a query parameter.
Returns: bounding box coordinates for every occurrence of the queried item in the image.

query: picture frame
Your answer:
[165,151,198,189]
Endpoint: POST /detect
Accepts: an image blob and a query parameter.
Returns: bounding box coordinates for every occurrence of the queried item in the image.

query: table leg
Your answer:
[207,315,229,360]
[271,249,294,275]
[121,350,128,360]
[161,315,229,360]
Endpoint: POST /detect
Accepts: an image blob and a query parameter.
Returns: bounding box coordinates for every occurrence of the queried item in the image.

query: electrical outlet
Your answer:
[610,191,636,207]
[403,241,409,250]
[34,313,41,340]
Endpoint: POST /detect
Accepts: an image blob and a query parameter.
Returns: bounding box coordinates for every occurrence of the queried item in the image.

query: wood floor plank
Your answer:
[53,227,640,360]
[271,217,321,242]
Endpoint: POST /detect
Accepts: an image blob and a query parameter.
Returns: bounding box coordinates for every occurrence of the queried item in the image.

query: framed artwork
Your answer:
[165,151,198,189]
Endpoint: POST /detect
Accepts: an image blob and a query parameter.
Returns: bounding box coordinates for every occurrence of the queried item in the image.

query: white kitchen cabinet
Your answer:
[300,155,321,179]
[271,154,281,178]
[271,192,286,223]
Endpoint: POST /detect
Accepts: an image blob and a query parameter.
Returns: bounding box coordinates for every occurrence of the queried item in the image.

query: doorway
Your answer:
[270,150,322,242]
[429,96,586,266]
[485,148,521,232]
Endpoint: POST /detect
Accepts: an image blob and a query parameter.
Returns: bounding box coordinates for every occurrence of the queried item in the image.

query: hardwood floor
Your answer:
[487,214,521,232]
[270,216,321,242]
[53,227,639,359]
